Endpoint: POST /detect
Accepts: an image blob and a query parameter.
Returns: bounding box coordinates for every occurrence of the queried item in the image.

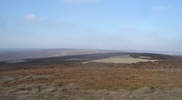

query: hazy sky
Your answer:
[0,0,182,52]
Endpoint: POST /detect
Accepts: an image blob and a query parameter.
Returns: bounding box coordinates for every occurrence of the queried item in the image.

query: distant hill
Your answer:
[0,48,119,62]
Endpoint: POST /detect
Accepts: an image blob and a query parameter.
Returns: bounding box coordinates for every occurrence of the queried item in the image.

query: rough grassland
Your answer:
[1,65,182,90]
[0,56,182,100]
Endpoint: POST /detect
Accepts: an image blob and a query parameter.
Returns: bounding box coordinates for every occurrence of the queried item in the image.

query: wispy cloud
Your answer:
[61,0,101,4]
[152,6,168,12]
[25,13,37,21]
[24,13,44,22]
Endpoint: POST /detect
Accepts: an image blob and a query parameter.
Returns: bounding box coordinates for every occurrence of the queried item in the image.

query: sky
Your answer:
[0,0,182,53]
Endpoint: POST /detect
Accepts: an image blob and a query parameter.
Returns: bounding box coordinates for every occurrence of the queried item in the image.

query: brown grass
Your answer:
[1,60,182,90]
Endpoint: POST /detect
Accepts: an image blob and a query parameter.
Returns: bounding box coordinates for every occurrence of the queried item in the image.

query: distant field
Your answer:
[84,55,157,64]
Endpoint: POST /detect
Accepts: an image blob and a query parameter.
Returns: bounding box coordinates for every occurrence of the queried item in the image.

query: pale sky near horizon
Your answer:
[0,0,182,52]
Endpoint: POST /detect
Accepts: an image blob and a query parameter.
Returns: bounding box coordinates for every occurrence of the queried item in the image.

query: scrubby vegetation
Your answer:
[0,53,182,100]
